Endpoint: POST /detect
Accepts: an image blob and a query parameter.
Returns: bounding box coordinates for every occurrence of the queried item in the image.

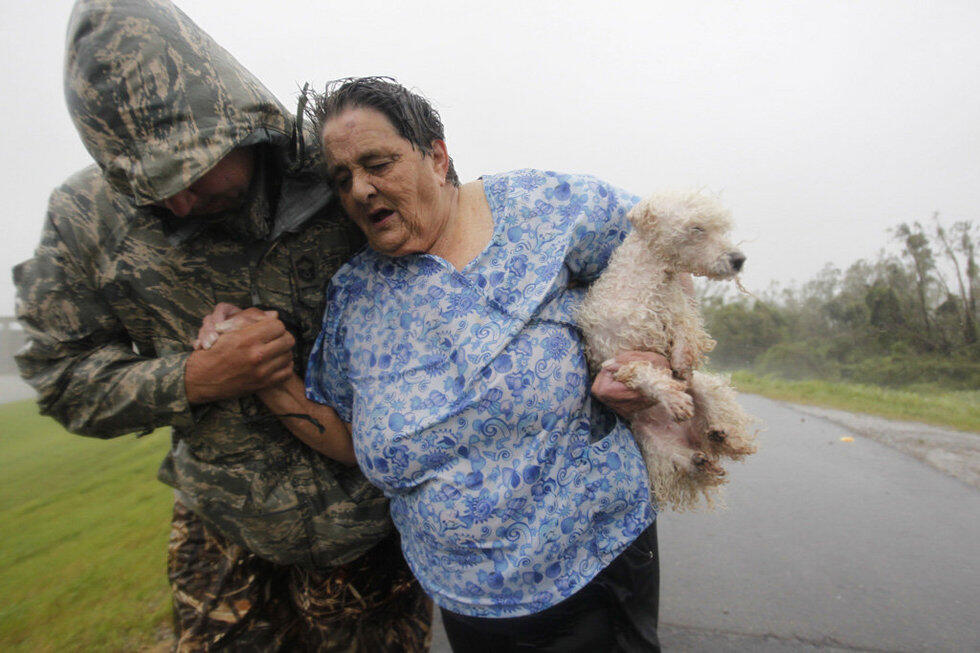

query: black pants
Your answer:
[440,522,660,653]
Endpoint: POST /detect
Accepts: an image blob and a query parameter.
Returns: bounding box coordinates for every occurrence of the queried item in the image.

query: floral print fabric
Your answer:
[306,169,655,617]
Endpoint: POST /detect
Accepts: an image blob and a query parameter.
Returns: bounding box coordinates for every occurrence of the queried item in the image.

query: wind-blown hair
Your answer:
[304,76,460,187]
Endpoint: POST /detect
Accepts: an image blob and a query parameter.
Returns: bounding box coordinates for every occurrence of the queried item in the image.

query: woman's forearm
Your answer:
[256,374,357,465]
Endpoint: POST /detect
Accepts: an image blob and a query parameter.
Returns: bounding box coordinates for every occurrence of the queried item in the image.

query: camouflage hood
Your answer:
[65,0,292,205]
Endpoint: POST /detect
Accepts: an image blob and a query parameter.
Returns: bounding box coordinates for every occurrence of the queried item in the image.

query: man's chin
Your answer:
[196,196,249,216]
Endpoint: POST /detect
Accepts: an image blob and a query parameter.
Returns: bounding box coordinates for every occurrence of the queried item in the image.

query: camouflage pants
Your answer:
[167,500,432,652]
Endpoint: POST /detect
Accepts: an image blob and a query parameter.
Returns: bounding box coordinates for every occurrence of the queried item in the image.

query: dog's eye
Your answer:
[691,226,705,233]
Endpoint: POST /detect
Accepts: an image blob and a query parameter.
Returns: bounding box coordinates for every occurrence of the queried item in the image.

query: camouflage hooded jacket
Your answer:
[13,0,392,569]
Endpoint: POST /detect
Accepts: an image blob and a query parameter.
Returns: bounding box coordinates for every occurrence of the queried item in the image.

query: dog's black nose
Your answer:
[729,252,746,272]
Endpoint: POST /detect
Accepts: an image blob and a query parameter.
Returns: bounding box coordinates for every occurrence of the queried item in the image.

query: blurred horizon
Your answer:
[3,0,979,314]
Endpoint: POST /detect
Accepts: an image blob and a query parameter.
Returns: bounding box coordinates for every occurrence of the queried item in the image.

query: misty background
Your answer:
[1,0,978,316]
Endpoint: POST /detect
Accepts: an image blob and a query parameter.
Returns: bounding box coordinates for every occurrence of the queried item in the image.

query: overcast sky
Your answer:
[1,0,978,314]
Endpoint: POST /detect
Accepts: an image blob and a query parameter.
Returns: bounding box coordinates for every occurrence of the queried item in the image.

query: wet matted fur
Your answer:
[578,191,757,510]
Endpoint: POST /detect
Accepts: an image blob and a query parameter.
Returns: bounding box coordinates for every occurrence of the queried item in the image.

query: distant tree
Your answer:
[702,216,980,385]
[961,222,979,340]
[933,217,978,344]
[705,300,784,368]
[893,222,946,351]
[960,223,979,317]
[823,296,869,332]
[824,260,874,344]
[865,282,907,349]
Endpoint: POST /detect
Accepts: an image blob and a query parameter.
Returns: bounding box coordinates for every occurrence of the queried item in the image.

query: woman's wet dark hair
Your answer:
[304,76,460,187]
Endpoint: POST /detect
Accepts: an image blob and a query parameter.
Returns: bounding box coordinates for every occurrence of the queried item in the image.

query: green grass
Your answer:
[731,371,980,432]
[0,400,173,652]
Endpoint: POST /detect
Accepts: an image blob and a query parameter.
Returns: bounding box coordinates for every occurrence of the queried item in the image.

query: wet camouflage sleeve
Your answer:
[14,181,194,437]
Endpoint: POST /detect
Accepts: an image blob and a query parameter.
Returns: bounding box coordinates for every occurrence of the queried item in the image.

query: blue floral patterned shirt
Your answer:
[306,169,655,617]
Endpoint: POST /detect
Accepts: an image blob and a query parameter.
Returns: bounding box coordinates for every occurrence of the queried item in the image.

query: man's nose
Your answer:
[161,190,196,217]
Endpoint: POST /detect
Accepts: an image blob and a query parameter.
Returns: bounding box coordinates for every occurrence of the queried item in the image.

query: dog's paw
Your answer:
[690,451,726,478]
[667,449,725,478]
[610,360,639,385]
[708,429,757,458]
[670,346,695,382]
[662,387,695,421]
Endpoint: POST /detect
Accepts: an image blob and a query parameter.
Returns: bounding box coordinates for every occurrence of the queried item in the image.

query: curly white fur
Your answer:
[577,191,757,511]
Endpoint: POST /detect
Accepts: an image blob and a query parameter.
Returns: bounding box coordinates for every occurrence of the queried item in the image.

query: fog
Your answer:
[2,0,978,312]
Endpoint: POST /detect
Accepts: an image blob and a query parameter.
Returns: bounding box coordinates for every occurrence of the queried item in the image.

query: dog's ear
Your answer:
[628,197,660,233]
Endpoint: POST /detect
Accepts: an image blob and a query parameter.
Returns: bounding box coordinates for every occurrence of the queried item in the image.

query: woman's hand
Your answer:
[184,308,295,404]
[194,302,242,350]
[591,351,689,420]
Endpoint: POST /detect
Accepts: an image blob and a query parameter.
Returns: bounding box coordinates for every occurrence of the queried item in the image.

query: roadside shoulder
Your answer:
[778,399,979,490]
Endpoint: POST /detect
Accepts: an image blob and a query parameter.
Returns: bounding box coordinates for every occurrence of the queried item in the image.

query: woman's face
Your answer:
[321,107,451,257]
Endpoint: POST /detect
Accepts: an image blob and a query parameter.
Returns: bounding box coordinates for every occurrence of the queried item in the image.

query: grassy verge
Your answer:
[0,400,173,652]
[730,371,980,433]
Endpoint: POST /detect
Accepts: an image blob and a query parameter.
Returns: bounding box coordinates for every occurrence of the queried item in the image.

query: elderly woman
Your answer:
[217,78,668,651]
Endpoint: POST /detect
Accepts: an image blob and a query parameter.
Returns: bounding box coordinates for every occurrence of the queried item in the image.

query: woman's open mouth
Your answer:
[369,208,395,225]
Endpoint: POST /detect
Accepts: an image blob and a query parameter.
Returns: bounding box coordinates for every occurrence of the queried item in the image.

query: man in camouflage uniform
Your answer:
[13,0,430,650]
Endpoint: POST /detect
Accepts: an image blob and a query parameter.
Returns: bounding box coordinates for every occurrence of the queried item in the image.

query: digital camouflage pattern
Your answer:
[64,0,289,205]
[169,501,431,652]
[14,0,394,569]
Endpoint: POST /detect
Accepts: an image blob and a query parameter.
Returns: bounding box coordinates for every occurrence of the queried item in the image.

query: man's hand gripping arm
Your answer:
[194,306,356,464]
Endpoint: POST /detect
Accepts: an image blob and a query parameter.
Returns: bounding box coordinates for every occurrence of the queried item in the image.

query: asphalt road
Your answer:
[656,394,980,652]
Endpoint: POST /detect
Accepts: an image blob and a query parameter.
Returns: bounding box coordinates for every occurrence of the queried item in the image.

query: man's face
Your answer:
[157,147,255,218]
[321,107,450,257]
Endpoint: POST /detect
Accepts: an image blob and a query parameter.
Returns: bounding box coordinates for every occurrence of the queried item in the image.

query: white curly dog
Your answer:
[578,191,756,510]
